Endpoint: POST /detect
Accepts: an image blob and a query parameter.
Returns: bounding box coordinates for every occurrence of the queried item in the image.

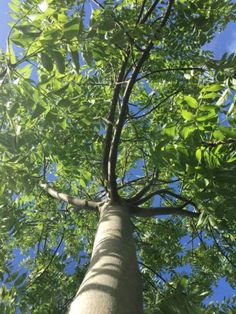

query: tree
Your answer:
[0,0,236,312]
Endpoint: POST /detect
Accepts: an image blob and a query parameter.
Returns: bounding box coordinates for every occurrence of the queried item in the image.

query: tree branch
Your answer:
[135,188,196,207]
[140,0,160,24]
[138,67,204,81]
[40,184,99,210]
[107,0,175,201]
[102,50,130,181]
[26,230,64,290]
[136,0,147,25]
[128,179,155,203]
[118,175,154,190]
[91,0,104,9]
[159,0,174,29]
[130,89,180,119]
[92,0,144,52]
[131,205,199,218]
[138,261,168,283]
[201,139,236,147]
[208,224,236,268]
[108,42,154,201]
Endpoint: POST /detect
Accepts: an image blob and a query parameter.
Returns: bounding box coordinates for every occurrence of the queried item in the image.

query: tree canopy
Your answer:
[0,0,236,313]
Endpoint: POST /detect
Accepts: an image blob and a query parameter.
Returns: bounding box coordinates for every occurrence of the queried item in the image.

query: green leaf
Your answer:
[64,17,80,30]
[52,51,65,74]
[196,111,216,121]
[180,276,188,289]
[196,148,202,163]
[0,304,4,313]
[32,103,48,119]
[70,49,80,73]
[63,17,81,40]
[219,126,236,138]
[196,212,206,228]
[227,102,235,116]
[200,92,218,99]
[164,126,176,137]
[14,272,27,287]
[227,155,236,163]
[79,178,87,189]
[83,49,93,67]
[184,95,198,108]
[8,1,19,13]
[60,118,67,129]
[41,53,54,72]
[8,42,16,64]
[216,89,230,106]
[83,170,91,181]
[201,84,222,93]
[181,110,194,121]
[180,125,196,139]
[213,129,225,140]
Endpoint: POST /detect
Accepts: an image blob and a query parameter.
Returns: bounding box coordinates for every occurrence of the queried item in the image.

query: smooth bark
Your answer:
[69,203,143,314]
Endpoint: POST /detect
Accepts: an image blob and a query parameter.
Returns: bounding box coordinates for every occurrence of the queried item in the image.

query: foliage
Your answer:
[0,0,236,313]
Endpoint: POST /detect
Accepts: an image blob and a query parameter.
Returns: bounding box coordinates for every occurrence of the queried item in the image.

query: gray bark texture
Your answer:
[69,203,143,314]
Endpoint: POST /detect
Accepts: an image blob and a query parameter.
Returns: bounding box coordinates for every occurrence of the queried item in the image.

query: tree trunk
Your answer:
[69,203,143,314]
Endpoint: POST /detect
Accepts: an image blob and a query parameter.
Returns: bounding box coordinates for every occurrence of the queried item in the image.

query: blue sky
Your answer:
[0,0,235,307]
[0,0,11,51]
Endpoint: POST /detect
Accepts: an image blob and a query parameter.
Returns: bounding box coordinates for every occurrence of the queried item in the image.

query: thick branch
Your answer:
[131,206,199,218]
[102,51,130,181]
[136,0,147,24]
[108,42,154,201]
[40,184,99,210]
[159,0,174,29]
[107,0,174,201]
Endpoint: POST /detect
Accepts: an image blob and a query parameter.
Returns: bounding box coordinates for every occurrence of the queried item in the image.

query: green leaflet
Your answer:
[70,48,80,73]
[181,110,195,121]
[52,51,65,74]
[184,95,198,108]
[180,125,196,139]
[41,53,53,71]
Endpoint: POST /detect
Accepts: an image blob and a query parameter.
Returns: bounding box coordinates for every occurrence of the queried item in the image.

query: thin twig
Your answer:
[138,67,204,81]
[135,188,196,207]
[130,90,180,119]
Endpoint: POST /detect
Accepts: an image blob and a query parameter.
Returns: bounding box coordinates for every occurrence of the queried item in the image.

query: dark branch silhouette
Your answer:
[140,0,161,24]
[131,205,199,218]
[102,50,130,181]
[135,188,196,207]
